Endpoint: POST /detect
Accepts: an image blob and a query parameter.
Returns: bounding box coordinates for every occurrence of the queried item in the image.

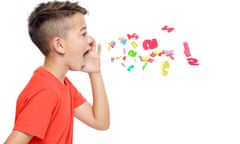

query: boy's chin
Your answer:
[68,65,85,72]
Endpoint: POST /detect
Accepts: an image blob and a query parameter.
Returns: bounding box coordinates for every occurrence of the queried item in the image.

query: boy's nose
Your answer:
[87,36,95,46]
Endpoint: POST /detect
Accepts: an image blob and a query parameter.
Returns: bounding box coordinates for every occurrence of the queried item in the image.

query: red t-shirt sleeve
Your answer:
[14,89,57,140]
[73,90,86,108]
[67,79,86,108]
[65,77,86,108]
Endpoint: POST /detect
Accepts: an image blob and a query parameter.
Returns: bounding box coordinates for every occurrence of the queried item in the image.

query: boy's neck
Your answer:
[42,57,68,83]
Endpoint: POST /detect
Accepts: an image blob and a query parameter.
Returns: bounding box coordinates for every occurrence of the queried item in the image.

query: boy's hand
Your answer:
[80,37,101,73]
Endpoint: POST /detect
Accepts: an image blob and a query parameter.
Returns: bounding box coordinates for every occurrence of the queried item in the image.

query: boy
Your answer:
[4,1,110,143]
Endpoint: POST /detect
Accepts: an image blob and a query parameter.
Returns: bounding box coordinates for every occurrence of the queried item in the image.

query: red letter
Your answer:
[142,39,158,50]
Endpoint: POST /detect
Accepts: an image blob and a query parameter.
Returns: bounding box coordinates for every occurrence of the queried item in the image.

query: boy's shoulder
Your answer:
[16,67,76,105]
[28,66,59,88]
[20,67,66,95]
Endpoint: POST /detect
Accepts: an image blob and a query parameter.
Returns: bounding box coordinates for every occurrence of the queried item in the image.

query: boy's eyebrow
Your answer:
[79,26,87,31]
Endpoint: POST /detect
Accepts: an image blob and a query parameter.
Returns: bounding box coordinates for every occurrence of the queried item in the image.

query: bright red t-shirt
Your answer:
[13,67,86,144]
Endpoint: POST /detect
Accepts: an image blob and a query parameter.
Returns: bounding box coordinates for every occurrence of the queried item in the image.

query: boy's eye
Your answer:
[82,32,87,37]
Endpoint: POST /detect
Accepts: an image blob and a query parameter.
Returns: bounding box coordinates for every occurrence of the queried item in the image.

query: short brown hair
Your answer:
[28,1,88,56]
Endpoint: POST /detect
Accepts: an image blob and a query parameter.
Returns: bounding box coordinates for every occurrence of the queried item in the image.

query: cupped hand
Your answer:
[80,40,102,73]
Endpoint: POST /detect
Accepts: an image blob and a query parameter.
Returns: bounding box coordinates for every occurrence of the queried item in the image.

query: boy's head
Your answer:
[28,1,88,56]
[28,1,95,70]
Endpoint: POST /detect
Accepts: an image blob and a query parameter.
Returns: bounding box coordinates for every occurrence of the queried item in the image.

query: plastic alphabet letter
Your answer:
[147,58,154,63]
[164,50,174,55]
[111,57,114,63]
[161,61,170,76]
[150,51,156,57]
[166,54,175,60]
[187,58,199,66]
[127,33,139,40]
[183,42,191,57]
[122,56,126,61]
[142,39,158,50]
[128,50,137,57]
[161,25,174,33]
[121,39,127,45]
[127,65,134,71]
[154,49,161,55]
[121,63,126,67]
[142,62,148,70]
[131,41,138,48]
[108,41,116,48]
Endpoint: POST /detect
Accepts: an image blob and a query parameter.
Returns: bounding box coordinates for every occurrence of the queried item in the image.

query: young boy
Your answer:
[4,1,110,143]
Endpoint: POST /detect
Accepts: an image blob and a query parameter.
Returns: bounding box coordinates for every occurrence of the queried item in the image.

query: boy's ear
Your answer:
[51,37,65,55]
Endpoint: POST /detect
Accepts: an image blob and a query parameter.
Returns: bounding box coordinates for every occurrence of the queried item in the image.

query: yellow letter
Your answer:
[161,61,170,76]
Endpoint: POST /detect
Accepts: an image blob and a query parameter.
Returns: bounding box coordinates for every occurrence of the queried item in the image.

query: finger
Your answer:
[88,36,96,52]
[97,43,101,55]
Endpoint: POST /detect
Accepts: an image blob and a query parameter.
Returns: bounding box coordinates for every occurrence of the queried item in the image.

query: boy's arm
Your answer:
[74,72,110,130]
[4,130,33,144]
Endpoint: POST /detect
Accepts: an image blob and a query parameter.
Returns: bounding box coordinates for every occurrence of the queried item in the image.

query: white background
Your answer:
[1,0,240,143]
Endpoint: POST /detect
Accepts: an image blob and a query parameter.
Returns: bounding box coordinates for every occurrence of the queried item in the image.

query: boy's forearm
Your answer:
[89,72,110,129]
[4,131,32,144]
